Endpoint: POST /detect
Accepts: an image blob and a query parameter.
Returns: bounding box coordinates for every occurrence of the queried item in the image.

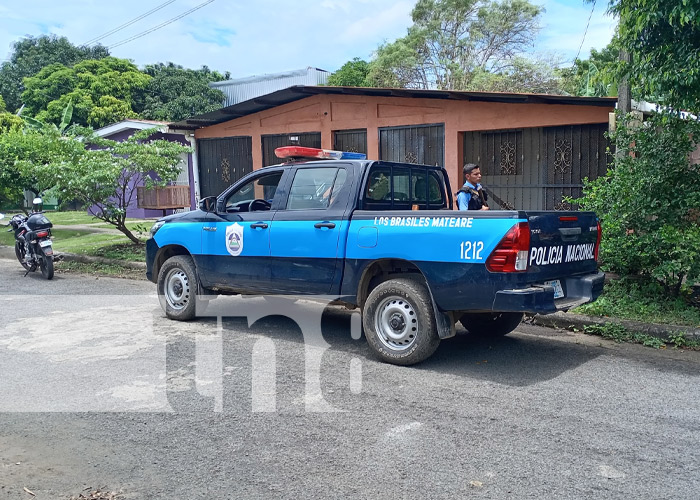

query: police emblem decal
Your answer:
[225,223,244,256]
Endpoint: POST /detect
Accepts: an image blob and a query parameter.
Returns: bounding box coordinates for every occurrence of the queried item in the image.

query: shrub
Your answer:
[575,110,700,297]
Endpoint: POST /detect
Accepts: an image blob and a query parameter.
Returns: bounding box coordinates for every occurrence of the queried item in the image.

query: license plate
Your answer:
[544,279,564,299]
[39,240,52,248]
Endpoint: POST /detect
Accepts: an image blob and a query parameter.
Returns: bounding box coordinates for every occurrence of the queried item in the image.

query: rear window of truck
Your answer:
[363,165,448,210]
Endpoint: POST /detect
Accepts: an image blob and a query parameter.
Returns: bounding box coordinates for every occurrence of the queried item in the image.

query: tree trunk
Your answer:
[115,221,142,245]
[121,228,142,245]
[672,274,685,298]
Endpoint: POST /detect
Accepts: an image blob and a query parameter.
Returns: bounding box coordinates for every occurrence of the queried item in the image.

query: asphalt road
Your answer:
[1,256,699,499]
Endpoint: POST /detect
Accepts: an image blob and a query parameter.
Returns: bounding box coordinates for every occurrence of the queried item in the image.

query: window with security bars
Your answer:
[479,130,523,176]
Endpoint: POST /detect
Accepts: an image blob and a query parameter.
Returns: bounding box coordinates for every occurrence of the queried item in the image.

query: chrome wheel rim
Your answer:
[164,268,190,310]
[374,296,418,351]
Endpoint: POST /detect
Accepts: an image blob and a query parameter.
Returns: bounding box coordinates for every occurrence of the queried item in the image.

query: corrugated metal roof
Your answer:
[170,85,618,130]
[209,67,329,107]
[95,119,169,137]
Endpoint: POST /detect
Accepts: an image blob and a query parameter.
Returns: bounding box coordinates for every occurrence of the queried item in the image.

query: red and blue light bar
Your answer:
[275,146,366,160]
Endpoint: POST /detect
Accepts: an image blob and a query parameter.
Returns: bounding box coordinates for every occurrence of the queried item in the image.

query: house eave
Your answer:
[170,86,619,130]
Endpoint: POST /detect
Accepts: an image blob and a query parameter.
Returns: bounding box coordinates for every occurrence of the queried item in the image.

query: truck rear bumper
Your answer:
[491,271,605,314]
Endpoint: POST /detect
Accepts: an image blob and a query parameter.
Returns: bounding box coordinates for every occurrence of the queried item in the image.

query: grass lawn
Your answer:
[0,229,14,247]
[0,219,146,262]
[50,230,146,257]
[94,220,154,234]
[3,210,150,228]
[41,210,100,225]
[574,278,700,327]
[56,260,146,280]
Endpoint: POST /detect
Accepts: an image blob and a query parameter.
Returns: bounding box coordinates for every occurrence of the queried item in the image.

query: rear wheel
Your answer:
[363,277,440,365]
[40,255,54,280]
[459,312,523,337]
[157,255,199,320]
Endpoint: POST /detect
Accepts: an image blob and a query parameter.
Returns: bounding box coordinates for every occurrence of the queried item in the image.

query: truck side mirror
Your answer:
[199,196,217,212]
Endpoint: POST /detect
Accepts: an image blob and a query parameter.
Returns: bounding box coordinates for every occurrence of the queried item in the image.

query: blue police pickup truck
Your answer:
[146,147,604,365]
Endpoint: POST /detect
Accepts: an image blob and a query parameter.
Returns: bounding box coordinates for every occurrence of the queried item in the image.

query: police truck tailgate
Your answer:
[524,211,601,306]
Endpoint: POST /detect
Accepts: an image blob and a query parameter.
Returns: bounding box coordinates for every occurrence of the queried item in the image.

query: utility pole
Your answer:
[614,49,633,161]
[618,49,631,114]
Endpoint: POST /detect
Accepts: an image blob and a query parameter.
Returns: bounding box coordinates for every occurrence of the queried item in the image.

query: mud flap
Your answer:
[426,284,456,339]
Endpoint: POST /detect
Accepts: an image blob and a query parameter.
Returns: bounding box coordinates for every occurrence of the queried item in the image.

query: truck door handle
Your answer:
[251,222,268,229]
[203,226,217,232]
[314,222,336,229]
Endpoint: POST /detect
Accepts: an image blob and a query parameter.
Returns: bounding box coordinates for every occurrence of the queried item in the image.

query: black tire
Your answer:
[15,241,33,271]
[157,255,199,321]
[40,255,54,280]
[459,312,523,337]
[362,277,440,365]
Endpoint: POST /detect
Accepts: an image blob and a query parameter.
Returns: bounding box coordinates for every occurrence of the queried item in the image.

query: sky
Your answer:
[0,0,617,79]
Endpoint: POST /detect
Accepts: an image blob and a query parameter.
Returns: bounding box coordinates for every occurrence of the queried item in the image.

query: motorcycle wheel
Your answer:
[15,241,35,272]
[40,255,54,280]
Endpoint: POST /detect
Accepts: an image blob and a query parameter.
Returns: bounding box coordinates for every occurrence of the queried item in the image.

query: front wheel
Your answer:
[157,255,199,320]
[40,255,54,280]
[15,241,34,272]
[459,312,523,337]
[363,277,440,365]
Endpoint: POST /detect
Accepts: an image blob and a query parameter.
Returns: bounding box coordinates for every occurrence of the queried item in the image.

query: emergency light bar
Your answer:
[275,146,367,160]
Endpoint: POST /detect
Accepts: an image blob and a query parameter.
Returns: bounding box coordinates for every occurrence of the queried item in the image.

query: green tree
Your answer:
[0,35,109,113]
[21,57,151,128]
[134,63,228,121]
[575,111,700,296]
[370,0,542,90]
[327,58,374,87]
[0,123,38,209]
[605,0,700,112]
[0,113,23,133]
[0,113,83,211]
[558,43,619,97]
[0,92,24,134]
[29,128,191,243]
[469,56,564,94]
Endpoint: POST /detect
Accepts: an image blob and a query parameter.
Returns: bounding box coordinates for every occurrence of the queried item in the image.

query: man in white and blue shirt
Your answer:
[456,163,489,211]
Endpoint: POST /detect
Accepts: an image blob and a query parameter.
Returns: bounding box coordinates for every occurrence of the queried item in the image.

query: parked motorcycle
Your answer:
[2,198,56,279]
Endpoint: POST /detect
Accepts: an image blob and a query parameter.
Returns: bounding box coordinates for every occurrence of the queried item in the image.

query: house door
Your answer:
[463,124,609,211]
[379,124,444,166]
[541,124,609,210]
[334,129,367,155]
[197,137,253,198]
[261,132,321,167]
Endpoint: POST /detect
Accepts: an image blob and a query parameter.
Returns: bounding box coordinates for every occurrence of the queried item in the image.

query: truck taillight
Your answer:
[594,221,602,262]
[485,222,530,273]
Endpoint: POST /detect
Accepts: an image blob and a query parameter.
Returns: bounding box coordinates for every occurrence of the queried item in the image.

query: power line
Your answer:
[107,0,216,50]
[574,0,597,62]
[83,0,177,46]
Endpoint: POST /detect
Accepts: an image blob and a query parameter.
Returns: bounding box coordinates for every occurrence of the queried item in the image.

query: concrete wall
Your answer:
[194,94,614,192]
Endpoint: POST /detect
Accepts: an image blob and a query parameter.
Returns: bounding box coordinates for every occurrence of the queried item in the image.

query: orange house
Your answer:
[170,86,616,211]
